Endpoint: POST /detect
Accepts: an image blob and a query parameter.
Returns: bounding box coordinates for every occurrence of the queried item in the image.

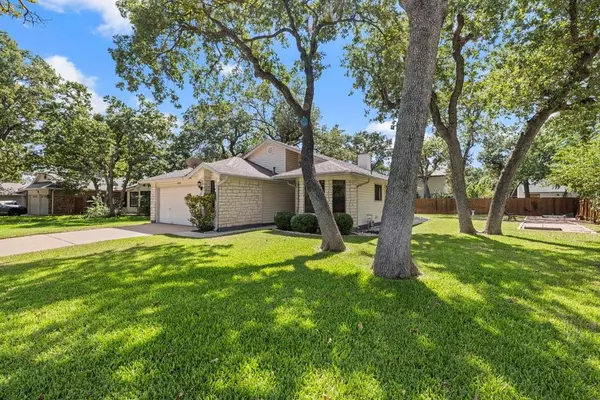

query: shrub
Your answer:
[138,194,151,216]
[274,211,296,230]
[185,193,215,232]
[334,213,354,235]
[290,213,319,233]
[85,196,110,218]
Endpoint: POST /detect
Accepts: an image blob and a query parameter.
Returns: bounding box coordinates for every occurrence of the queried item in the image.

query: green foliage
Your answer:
[138,194,151,216]
[420,136,447,178]
[333,212,353,235]
[274,211,296,231]
[0,30,60,180]
[0,0,41,24]
[477,127,517,179]
[290,213,319,234]
[516,130,560,185]
[350,131,393,173]
[184,193,215,232]
[41,81,108,188]
[314,125,355,162]
[85,196,110,219]
[550,138,600,204]
[465,167,494,198]
[483,0,600,118]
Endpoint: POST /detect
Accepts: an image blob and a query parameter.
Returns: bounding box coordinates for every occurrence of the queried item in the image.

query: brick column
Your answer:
[346,180,358,226]
[150,185,157,222]
[297,179,305,213]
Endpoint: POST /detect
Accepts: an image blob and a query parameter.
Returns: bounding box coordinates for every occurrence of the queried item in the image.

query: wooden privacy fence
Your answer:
[415,197,580,216]
[578,199,598,223]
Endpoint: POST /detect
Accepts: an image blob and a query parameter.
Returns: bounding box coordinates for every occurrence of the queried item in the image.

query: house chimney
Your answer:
[358,154,371,171]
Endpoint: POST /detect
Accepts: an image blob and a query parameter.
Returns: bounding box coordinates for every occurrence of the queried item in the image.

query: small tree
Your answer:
[185,193,216,232]
[549,138,600,218]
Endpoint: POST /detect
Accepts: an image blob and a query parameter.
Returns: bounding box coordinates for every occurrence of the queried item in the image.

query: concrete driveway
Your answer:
[0,224,192,257]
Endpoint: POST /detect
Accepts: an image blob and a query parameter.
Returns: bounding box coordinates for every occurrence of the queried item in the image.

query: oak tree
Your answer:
[111,0,371,251]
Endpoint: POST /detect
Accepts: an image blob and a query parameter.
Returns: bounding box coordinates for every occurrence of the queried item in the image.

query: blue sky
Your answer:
[3,1,393,137]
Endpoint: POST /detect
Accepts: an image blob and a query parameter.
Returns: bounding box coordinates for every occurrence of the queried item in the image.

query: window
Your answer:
[304,180,325,213]
[332,180,346,213]
[375,184,383,201]
[210,180,216,194]
[129,192,140,208]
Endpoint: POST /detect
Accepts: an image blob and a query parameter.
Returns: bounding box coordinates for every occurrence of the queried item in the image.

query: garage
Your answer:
[157,185,196,226]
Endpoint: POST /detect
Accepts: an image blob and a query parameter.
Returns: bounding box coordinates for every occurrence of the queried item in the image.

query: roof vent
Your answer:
[186,157,202,168]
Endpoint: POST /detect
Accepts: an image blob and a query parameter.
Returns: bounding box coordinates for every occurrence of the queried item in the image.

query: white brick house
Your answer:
[141,139,388,231]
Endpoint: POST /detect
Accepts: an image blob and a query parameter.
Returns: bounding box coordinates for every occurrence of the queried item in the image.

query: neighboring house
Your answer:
[141,139,389,231]
[417,168,448,198]
[8,173,151,215]
[516,182,578,198]
[0,182,27,206]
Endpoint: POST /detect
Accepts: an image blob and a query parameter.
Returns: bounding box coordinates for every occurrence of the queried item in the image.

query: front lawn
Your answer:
[0,216,598,399]
[0,215,149,239]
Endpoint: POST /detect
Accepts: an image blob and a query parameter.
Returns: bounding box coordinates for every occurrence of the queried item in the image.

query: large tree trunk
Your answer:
[484,108,555,234]
[523,179,530,198]
[121,166,132,211]
[446,135,477,233]
[300,122,346,252]
[373,0,447,278]
[106,171,116,218]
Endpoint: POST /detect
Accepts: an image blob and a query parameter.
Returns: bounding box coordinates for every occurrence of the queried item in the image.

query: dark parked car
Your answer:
[0,201,27,216]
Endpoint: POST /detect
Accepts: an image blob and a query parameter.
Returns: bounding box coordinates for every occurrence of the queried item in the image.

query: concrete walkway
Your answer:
[0,224,192,257]
[519,216,597,234]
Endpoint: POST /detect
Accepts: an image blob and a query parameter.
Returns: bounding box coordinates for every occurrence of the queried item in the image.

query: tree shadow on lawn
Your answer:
[0,232,599,399]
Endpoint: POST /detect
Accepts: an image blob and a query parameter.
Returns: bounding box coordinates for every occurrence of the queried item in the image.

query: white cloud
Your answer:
[365,121,396,137]
[45,55,107,113]
[40,0,131,37]
[220,63,240,76]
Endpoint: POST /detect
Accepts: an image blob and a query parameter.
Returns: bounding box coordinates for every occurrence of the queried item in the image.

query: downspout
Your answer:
[286,180,297,213]
[51,189,55,215]
[214,176,229,231]
[356,177,371,229]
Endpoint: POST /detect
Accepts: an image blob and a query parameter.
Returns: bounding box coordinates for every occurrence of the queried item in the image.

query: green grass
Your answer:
[0,215,149,239]
[0,216,599,399]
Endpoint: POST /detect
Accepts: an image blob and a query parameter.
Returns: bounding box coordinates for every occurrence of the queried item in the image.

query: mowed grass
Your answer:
[0,216,599,399]
[0,215,149,239]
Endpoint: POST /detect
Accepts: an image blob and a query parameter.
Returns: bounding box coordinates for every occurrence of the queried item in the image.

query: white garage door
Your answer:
[158,186,195,226]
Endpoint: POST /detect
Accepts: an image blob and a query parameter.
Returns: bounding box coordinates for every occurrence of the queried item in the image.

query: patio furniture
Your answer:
[504,210,517,221]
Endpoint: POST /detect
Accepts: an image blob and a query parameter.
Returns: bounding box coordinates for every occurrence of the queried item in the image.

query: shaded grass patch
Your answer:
[0,216,598,399]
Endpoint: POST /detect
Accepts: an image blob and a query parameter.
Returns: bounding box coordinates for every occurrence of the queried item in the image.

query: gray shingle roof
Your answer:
[273,160,389,181]
[140,168,193,183]
[0,182,28,195]
[204,157,274,180]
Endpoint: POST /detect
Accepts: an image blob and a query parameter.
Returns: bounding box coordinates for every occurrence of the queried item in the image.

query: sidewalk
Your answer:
[0,224,191,257]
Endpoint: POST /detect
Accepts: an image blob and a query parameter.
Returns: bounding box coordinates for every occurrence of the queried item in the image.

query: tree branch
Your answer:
[429,91,449,139]
[448,13,469,134]
[181,17,303,115]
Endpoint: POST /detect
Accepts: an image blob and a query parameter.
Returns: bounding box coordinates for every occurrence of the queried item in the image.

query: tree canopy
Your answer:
[0,31,62,180]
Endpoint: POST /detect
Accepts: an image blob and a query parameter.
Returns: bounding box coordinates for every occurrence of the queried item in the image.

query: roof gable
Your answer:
[243,139,329,163]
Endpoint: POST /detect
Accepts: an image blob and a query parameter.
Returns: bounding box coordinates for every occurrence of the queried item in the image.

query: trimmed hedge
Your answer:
[290,213,319,233]
[334,213,354,235]
[274,211,296,231]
